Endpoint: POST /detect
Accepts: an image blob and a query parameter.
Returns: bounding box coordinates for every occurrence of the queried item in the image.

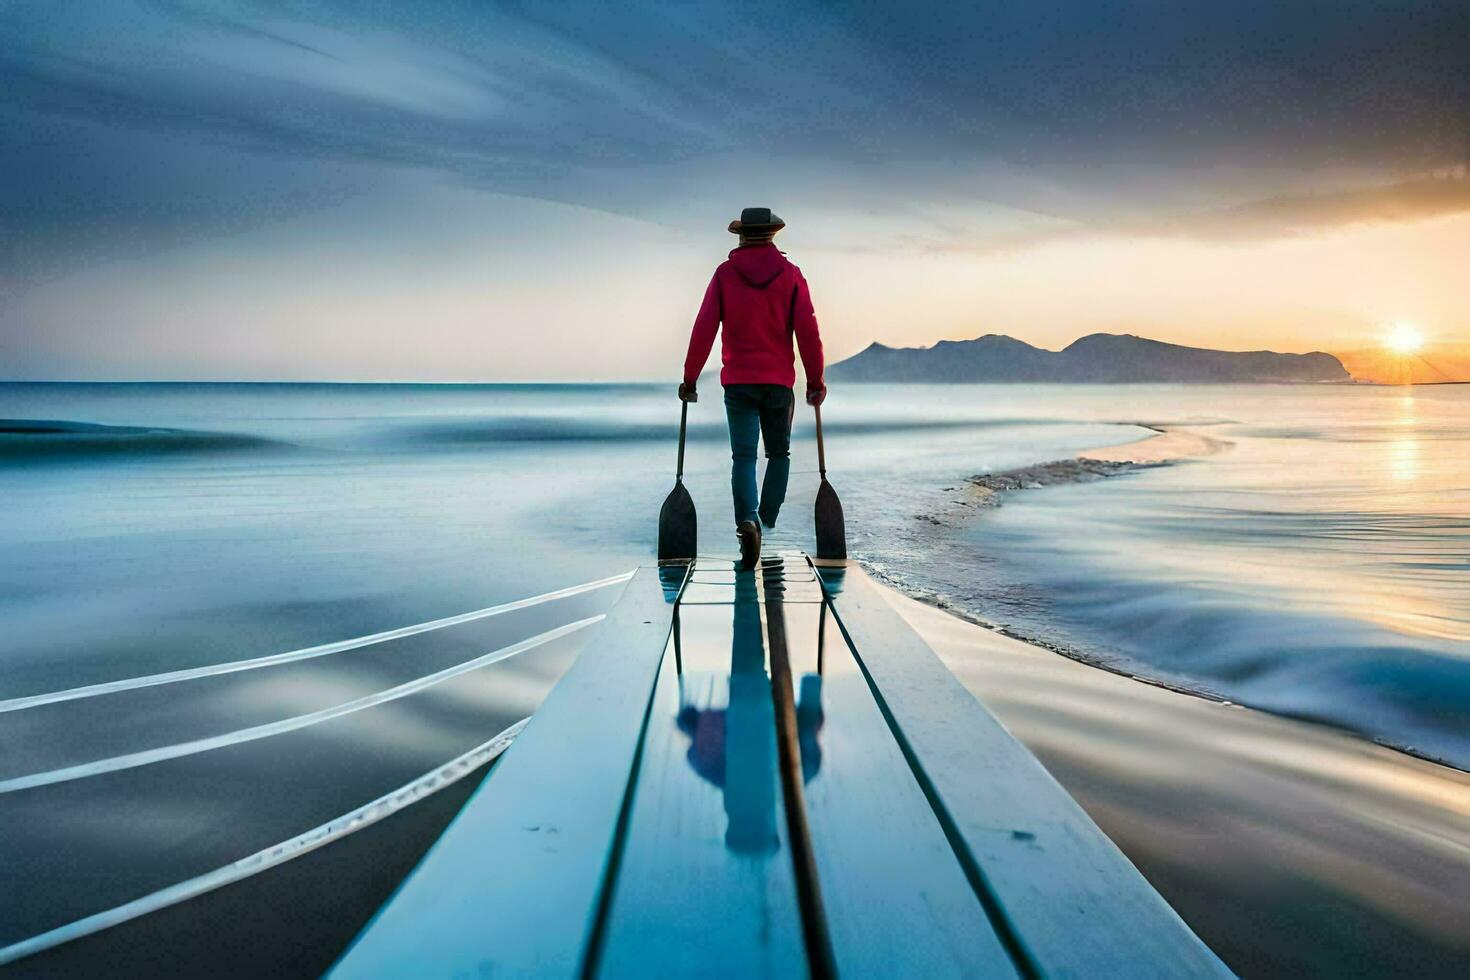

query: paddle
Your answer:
[657,399,697,561]
[812,403,846,559]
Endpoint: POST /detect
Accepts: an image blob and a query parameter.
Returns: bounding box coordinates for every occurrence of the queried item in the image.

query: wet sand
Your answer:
[930,423,1229,514]
[1078,422,1232,464]
[889,587,1470,977]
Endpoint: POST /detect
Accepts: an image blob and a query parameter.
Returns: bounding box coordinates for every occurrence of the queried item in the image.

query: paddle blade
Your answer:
[658,481,698,560]
[814,478,846,559]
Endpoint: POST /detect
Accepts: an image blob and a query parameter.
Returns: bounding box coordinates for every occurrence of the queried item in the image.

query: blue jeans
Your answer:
[723,384,794,527]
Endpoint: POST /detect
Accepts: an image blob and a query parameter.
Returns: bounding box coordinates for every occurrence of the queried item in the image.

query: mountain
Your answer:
[828,333,1350,383]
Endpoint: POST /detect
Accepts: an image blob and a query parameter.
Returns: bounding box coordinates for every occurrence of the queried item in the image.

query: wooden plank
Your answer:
[593,594,807,976]
[788,601,1019,978]
[816,562,1233,979]
[329,564,683,978]
[762,587,836,979]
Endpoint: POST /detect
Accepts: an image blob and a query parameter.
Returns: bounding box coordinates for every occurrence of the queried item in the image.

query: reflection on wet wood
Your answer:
[596,598,804,976]
[791,599,1017,977]
[817,561,1232,978]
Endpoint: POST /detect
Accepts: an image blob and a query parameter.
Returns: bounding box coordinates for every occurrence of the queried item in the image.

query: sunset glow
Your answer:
[1383,322,1426,357]
[2,6,1469,381]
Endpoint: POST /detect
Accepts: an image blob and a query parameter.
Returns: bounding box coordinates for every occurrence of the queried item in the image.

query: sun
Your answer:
[1383,322,1425,357]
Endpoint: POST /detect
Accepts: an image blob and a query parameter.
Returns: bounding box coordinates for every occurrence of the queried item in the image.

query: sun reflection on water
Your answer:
[1388,393,1420,483]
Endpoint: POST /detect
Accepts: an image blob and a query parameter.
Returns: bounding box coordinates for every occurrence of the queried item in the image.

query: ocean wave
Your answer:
[964,457,1164,505]
[393,414,1059,447]
[0,420,278,459]
[998,569,1470,768]
[870,539,1470,770]
[866,426,1470,770]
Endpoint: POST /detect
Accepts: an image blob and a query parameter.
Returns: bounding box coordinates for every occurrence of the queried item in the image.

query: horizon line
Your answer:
[5,378,1462,388]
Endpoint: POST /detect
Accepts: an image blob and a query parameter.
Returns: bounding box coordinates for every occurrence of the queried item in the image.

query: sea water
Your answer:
[2,381,1466,767]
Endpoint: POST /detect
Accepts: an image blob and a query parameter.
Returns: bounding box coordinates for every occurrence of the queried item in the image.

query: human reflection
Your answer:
[676,572,823,855]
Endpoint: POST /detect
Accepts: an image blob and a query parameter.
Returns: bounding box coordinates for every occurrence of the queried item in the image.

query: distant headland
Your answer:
[828,333,1350,383]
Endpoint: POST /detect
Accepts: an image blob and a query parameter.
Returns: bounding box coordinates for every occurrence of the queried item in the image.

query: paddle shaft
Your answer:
[813,404,827,479]
[676,400,688,481]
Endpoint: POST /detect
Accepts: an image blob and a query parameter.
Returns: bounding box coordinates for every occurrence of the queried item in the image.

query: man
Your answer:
[680,207,826,569]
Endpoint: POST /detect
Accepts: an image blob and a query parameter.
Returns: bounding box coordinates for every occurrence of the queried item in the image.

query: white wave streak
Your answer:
[0,617,601,794]
[0,572,632,714]
[0,717,530,967]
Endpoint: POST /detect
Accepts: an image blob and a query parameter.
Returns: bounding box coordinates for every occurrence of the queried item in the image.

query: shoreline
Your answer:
[874,421,1236,696]
[876,578,1470,977]
[876,567,1467,773]
[1074,422,1233,464]
[886,421,1466,774]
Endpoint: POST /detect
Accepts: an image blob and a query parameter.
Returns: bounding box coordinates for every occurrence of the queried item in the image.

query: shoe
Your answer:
[736,520,761,570]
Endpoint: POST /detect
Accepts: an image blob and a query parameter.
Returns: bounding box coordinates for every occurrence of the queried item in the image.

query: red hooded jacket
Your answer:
[682,244,825,389]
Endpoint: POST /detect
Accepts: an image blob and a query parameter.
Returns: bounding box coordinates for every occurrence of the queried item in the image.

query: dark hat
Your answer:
[728,207,786,235]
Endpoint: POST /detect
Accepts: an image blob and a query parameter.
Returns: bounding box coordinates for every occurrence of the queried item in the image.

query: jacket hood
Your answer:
[727,244,788,288]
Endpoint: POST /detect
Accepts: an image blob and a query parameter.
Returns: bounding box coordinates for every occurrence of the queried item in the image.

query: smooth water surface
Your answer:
[3,381,1466,767]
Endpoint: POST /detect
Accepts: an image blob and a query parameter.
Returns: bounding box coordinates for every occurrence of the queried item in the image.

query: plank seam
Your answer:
[813,561,1041,979]
[578,562,690,978]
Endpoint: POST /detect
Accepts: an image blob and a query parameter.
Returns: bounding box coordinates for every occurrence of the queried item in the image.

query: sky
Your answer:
[2,0,1468,381]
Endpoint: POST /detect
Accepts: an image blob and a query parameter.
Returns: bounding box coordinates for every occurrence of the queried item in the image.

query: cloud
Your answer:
[5,1,1467,234]
[3,1,1469,377]
[846,173,1470,259]
[1159,175,1470,240]
[0,1,723,174]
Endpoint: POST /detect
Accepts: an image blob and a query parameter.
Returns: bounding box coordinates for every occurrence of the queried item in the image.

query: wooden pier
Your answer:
[331,555,1232,978]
